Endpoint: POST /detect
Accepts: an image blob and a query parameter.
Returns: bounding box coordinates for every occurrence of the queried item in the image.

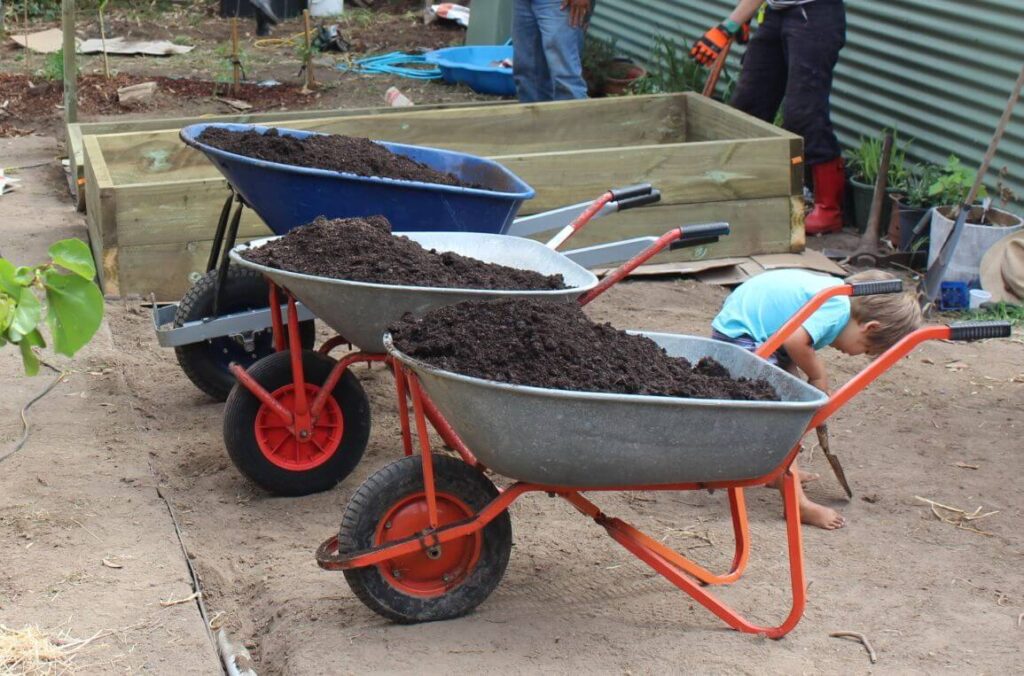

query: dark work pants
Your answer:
[730,0,846,166]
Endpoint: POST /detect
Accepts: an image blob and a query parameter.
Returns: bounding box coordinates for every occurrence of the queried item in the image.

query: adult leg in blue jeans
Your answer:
[513,0,589,102]
[513,0,553,102]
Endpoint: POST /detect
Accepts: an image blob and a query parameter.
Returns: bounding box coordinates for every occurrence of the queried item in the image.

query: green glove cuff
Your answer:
[722,19,741,35]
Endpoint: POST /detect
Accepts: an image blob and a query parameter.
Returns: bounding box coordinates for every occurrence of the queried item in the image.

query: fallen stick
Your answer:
[830,631,877,664]
[160,591,201,607]
[1018,613,1023,629]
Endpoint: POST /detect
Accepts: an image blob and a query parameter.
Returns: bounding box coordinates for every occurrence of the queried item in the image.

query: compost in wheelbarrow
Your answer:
[237,215,567,290]
[385,330,825,487]
[230,231,598,353]
[181,123,535,234]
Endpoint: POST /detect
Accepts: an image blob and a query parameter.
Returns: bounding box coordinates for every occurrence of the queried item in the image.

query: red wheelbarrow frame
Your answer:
[227,185,729,480]
[315,280,1010,638]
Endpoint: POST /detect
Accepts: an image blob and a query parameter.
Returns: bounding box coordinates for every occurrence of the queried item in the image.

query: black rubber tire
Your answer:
[174,265,315,401]
[223,349,370,496]
[339,455,512,623]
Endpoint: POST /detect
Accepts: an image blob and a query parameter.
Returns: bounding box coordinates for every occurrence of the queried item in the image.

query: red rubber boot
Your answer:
[805,157,846,235]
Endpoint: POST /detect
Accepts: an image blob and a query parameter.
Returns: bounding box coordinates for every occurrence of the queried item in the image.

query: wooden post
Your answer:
[62,0,77,123]
[230,17,240,96]
[302,9,316,90]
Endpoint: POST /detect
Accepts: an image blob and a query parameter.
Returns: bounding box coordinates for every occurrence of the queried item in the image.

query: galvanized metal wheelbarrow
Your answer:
[218,220,730,496]
[315,280,1010,637]
[155,121,666,400]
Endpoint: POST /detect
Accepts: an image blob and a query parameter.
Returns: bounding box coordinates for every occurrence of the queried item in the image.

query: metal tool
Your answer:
[815,423,852,499]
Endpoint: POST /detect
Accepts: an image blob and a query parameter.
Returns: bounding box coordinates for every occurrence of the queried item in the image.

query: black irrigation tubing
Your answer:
[0,365,68,466]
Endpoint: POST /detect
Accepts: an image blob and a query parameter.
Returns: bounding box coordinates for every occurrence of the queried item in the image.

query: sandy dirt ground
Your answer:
[2,134,1023,674]
[0,136,218,672]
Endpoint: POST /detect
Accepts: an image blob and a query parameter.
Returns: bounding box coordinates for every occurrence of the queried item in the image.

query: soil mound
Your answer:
[197,127,480,188]
[241,216,566,290]
[390,298,778,401]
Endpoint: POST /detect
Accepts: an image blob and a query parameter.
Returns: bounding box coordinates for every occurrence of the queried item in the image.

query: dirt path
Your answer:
[0,136,219,672]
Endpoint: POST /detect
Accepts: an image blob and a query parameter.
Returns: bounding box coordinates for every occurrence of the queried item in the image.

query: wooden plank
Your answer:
[534,197,794,266]
[114,179,271,247]
[496,137,793,212]
[92,94,688,186]
[108,134,791,247]
[119,197,793,300]
[83,135,120,294]
[684,94,796,142]
[66,100,513,195]
[117,237,262,301]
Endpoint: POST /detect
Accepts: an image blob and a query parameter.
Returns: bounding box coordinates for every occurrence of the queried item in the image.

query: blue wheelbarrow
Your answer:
[154,123,665,400]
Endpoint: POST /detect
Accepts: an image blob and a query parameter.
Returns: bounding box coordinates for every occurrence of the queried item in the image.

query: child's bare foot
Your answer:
[799,471,820,484]
[798,499,845,530]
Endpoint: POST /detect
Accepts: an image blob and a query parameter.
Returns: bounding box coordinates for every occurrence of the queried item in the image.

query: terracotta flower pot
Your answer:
[600,59,646,96]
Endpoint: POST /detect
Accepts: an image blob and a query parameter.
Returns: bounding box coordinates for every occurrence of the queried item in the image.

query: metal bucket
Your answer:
[230,232,598,352]
[386,333,828,487]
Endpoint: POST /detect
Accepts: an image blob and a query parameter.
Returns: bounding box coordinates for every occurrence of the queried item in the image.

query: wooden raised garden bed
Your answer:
[80,93,804,300]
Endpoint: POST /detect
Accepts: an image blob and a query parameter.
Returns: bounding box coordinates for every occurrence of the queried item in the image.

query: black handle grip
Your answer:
[609,183,653,201]
[615,189,662,211]
[948,321,1012,341]
[670,236,720,250]
[678,222,731,240]
[849,279,903,296]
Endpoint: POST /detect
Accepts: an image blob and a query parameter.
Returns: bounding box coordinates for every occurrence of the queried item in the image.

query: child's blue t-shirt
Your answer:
[711,269,850,350]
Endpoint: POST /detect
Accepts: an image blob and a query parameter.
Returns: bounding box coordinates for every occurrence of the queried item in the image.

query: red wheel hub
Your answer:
[254,384,344,471]
[375,492,481,598]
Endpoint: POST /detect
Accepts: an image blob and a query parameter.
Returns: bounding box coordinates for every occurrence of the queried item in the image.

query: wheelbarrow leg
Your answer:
[561,489,750,586]
[212,198,246,317]
[597,472,807,639]
[392,365,415,457]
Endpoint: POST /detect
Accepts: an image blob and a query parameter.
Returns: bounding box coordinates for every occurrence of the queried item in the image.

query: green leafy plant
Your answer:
[843,129,912,190]
[898,162,943,208]
[40,48,64,82]
[629,35,736,101]
[0,239,104,375]
[927,155,987,206]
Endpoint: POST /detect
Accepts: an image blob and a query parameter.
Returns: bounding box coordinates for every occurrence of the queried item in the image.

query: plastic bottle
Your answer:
[384,86,415,107]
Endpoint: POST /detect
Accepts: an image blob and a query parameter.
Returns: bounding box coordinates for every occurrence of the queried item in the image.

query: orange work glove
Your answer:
[690,21,748,66]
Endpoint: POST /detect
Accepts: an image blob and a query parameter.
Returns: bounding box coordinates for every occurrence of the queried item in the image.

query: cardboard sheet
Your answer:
[595,249,850,286]
[9,28,64,54]
[78,37,194,56]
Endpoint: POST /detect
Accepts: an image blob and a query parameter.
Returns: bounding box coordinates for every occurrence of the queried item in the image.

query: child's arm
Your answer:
[782,327,829,393]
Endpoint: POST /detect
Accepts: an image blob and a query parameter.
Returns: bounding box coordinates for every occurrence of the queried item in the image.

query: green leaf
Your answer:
[0,294,15,333]
[48,239,96,280]
[43,270,104,357]
[13,266,35,285]
[0,259,21,296]
[19,340,39,376]
[8,287,41,341]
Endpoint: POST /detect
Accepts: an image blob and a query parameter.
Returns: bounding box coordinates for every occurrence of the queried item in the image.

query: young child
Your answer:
[711,268,923,530]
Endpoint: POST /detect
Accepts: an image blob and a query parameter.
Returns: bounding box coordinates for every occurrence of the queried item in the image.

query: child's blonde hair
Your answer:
[845,270,923,354]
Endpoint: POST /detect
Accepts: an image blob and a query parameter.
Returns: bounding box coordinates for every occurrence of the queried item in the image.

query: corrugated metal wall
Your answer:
[590,0,1024,202]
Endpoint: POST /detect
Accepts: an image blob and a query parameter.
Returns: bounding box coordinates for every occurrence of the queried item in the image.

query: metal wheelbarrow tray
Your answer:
[229,231,599,353]
[180,123,535,235]
[384,333,828,487]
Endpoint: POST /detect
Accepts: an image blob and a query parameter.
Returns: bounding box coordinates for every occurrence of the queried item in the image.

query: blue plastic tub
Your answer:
[180,123,534,235]
[424,46,515,97]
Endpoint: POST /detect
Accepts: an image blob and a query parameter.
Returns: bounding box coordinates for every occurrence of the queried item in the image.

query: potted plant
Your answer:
[582,36,646,97]
[888,162,941,253]
[926,155,1023,284]
[843,129,911,232]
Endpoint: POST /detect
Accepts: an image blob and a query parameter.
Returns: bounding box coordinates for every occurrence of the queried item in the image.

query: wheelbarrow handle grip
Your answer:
[677,222,731,241]
[849,279,903,296]
[614,189,662,212]
[609,183,653,201]
[948,321,1012,341]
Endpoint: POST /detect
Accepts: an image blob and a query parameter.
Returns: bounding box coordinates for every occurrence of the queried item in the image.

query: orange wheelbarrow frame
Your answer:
[316,281,1009,637]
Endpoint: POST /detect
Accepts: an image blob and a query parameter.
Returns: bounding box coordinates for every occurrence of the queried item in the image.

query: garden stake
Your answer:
[303,9,316,90]
[62,0,77,122]
[23,0,29,75]
[231,18,241,96]
[98,0,110,78]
